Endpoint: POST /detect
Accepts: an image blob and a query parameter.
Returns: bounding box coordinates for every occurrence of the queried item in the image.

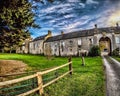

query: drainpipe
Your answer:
[59,42,61,56]
[119,35,120,55]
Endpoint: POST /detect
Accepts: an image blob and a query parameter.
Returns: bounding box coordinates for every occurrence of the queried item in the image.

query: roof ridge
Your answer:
[45,26,120,42]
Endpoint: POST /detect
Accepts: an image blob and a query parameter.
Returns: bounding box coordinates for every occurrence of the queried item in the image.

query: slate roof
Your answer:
[45,27,120,42]
[32,35,47,41]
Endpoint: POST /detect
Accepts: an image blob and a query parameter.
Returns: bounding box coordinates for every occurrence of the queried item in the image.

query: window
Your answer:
[93,36,97,44]
[89,38,93,44]
[78,39,81,45]
[69,40,73,46]
[33,43,35,50]
[61,41,65,52]
[116,37,120,44]
[35,43,37,49]
[54,43,57,52]
[37,42,39,48]
[69,40,73,52]
[70,48,72,52]
[34,42,39,49]
[29,43,31,49]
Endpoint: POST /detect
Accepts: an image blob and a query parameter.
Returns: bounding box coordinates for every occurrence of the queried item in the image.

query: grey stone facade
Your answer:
[16,39,31,54]
[17,24,120,56]
[29,30,52,54]
[29,39,44,54]
[44,24,120,56]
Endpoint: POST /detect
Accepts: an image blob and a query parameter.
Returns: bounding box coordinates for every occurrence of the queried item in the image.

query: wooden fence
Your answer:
[0,57,72,96]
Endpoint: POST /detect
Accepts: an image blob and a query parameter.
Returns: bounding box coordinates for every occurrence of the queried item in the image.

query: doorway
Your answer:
[99,37,111,55]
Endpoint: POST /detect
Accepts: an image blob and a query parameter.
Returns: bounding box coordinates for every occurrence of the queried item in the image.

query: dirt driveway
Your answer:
[0,60,27,81]
[0,60,27,75]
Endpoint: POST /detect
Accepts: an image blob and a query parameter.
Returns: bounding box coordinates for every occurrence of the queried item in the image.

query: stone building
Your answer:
[17,24,120,56]
[16,30,52,54]
[16,38,31,54]
[29,30,52,54]
[44,24,120,56]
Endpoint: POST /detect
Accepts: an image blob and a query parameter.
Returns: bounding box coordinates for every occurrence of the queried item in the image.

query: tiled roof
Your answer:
[45,27,120,42]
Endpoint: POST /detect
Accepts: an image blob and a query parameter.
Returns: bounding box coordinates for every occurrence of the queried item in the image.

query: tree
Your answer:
[45,44,52,60]
[88,46,101,57]
[0,0,54,53]
[112,48,119,56]
[0,0,38,52]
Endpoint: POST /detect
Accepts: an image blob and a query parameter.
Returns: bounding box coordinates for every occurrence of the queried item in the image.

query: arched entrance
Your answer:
[99,37,111,55]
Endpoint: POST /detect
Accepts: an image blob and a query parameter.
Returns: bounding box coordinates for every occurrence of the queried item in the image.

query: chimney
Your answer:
[116,22,119,28]
[94,24,98,34]
[45,30,52,40]
[48,30,52,36]
[61,31,64,35]
[95,24,97,29]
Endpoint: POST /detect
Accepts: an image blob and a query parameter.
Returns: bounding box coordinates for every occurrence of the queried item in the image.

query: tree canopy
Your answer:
[0,0,38,52]
[0,0,54,52]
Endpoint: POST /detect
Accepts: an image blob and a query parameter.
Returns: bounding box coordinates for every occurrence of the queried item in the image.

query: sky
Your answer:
[29,0,120,38]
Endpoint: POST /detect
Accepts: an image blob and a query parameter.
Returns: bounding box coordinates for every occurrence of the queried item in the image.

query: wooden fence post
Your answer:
[81,56,85,66]
[37,72,44,95]
[68,56,72,75]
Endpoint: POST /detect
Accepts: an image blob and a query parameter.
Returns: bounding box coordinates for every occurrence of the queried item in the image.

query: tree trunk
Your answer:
[10,46,12,53]
[2,48,4,53]
[10,50,12,53]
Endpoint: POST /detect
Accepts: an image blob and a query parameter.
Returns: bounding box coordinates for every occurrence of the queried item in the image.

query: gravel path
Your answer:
[103,56,120,96]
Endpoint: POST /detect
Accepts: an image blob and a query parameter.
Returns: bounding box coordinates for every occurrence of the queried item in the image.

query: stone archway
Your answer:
[99,37,111,55]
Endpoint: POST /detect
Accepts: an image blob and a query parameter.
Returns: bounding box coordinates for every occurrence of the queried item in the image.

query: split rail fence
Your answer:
[0,58,72,96]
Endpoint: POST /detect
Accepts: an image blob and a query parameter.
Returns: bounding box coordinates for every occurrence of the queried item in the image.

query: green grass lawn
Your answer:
[0,54,105,96]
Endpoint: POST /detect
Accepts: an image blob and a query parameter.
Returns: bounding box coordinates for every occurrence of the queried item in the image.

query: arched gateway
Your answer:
[99,37,111,55]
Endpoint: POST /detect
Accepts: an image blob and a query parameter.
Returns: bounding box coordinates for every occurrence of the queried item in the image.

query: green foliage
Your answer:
[0,29,30,53]
[112,48,119,56]
[0,0,38,52]
[0,54,105,96]
[0,0,37,29]
[88,45,101,57]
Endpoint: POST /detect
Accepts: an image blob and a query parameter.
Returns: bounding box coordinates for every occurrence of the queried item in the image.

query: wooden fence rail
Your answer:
[0,57,73,96]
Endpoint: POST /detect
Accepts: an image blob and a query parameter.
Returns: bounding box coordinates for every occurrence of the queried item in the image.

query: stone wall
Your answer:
[29,40,44,54]
[44,36,94,56]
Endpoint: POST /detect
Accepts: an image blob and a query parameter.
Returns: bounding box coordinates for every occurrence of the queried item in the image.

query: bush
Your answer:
[88,46,101,57]
[112,48,119,56]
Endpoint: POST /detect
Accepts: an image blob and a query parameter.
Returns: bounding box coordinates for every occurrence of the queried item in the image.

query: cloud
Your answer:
[59,17,91,32]
[67,0,80,2]
[86,0,99,4]
[40,3,71,13]
[65,22,82,29]
[107,10,120,26]
[57,7,73,14]
[63,14,76,18]
[29,0,120,38]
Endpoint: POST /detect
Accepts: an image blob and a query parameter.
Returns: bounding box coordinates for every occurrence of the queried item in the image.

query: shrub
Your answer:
[88,46,101,56]
[112,48,119,56]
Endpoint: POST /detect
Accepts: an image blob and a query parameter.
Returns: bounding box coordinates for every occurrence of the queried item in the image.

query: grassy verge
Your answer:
[112,56,120,62]
[0,53,105,96]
